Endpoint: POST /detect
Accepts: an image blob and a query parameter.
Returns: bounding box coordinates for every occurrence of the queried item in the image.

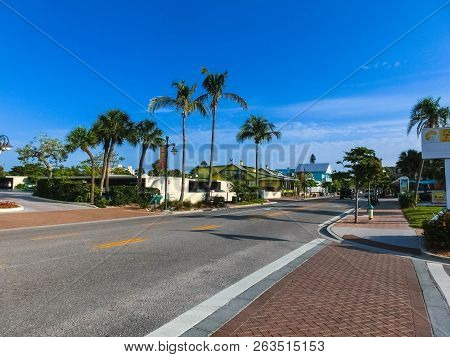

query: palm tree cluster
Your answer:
[66,110,163,204]
[149,68,280,203]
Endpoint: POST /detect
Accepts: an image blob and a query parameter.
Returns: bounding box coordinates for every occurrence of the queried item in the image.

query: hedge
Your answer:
[423,211,450,250]
[35,179,97,203]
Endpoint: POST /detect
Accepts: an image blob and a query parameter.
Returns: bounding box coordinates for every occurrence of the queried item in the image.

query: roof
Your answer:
[296,163,332,174]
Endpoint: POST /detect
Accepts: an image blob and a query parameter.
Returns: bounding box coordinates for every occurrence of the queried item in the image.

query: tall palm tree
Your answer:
[149,81,207,203]
[200,68,247,197]
[396,149,421,179]
[407,97,449,201]
[129,119,163,191]
[236,115,281,188]
[93,109,133,194]
[66,127,98,204]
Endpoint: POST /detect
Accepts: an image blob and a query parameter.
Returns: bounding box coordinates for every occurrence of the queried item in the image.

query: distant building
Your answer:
[295,163,332,184]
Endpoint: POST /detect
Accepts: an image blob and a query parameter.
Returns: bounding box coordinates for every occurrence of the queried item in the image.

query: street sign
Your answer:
[421,127,450,159]
[421,128,450,210]
[399,176,409,194]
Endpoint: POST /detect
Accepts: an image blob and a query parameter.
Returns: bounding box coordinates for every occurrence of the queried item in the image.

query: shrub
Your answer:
[35,179,97,202]
[423,212,450,250]
[108,186,138,206]
[14,183,26,190]
[94,197,110,208]
[137,188,160,209]
[183,200,193,209]
[398,192,418,208]
[230,182,259,202]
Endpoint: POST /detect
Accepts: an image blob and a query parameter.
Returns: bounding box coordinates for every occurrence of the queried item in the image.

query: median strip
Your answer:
[94,237,146,249]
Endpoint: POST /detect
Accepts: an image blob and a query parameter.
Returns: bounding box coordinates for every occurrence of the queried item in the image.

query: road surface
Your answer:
[0,198,353,336]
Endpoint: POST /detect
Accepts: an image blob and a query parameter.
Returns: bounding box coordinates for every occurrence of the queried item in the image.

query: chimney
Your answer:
[239,160,244,166]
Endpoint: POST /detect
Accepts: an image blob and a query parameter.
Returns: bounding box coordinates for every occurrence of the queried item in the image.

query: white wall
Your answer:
[262,191,282,199]
[6,176,27,189]
[145,176,235,203]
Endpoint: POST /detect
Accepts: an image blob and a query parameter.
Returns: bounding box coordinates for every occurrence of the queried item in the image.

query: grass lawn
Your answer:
[402,206,443,228]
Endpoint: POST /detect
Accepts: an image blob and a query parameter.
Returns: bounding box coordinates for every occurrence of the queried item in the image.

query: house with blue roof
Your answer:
[295,163,333,184]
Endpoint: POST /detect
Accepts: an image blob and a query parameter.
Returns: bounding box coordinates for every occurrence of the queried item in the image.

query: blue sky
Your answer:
[0,0,449,172]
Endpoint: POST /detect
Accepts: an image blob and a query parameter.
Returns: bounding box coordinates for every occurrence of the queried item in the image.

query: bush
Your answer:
[109,186,160,207]
[398,192,418,208]
[230,182,259,202]
[423,212,450,250]
[137,188,160,209]
[35,179,98,203]
[94,197,110,208]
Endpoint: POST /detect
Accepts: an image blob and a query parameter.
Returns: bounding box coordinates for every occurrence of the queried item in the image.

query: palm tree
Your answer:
[129,119,163,191]
[407,97,449,201]
[66,127,98,204]
[200,68,247,197]
[236,115,281,188]
[149,81,207,203]
[396,149,421,179]
[93,109,133,194]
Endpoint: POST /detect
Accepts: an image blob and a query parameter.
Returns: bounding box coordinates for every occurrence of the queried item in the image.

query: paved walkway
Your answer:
[331,198,421,254]
[213,243,432,337]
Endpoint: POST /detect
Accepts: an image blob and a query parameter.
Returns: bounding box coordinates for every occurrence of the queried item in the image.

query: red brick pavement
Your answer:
[213,244,432,337]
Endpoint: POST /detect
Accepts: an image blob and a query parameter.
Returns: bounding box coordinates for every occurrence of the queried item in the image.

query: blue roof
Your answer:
[296,163,332,174]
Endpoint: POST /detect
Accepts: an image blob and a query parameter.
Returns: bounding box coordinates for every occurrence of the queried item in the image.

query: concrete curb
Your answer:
[29,195,97,208]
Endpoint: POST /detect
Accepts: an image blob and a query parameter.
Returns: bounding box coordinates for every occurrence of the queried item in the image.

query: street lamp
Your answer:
[163,136,177,211]
[0,135,12,154]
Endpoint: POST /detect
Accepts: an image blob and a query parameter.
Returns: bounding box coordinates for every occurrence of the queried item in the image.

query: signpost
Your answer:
[421,128,450,210]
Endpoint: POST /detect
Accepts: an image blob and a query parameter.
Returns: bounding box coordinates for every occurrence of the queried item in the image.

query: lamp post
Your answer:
[163,136,177,211]
[0,135,12,154]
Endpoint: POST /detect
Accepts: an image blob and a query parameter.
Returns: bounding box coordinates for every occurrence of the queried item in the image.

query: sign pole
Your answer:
[446,159,450,210]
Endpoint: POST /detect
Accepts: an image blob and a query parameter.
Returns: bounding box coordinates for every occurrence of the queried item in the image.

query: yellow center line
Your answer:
[191,224,221,231]
[94,237,146,249]
[30,232,81,241]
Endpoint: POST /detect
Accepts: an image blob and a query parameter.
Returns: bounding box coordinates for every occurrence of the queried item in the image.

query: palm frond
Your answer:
[223,92,248,109]
[149,96,177,113]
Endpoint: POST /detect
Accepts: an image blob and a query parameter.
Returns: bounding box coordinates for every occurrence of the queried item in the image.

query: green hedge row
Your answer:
[35,179,98,203]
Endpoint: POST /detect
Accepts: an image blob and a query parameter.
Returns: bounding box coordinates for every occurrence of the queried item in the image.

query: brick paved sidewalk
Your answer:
[0,207,155,230]
[213,243,432,337]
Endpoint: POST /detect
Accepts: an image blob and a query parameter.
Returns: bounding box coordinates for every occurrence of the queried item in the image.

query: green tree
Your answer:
[93,109,133,194]
[66,127,98,204]
[149,81,207,203]
[310,154,316,164]
[339,147,382,223]
[395,149,422,180]
[200,68,247,197]
[17,134,67,178]
[8,163,46,179]
[0,165,5,177]
[236,115,281,188]
[129,119,163,191]
[407,97,449,201]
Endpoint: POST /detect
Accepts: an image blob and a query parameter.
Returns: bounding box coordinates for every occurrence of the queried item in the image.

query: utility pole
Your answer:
[163,136,177,211]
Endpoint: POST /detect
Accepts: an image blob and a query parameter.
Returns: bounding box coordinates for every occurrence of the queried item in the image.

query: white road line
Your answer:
[318,208,354,227]
[146,237,325,337]
[427,262,450,307]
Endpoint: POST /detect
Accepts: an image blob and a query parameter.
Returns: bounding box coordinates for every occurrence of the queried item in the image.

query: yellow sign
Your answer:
[431,190,446,204]
[440,128,450,142]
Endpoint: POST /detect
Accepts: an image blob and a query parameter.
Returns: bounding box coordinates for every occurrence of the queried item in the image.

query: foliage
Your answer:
[110,166,133,175]
[236,115,281,145]
[0,165,5,177]
[407,97,449,136]
[396,149,421,179]
[80,152,124,176]
[35,179,98,203]
[403,206,443,228]
[331,171,353,191]
[339,147,382,189]
[52,166,86,177]
[230,181,259,201]
[8,163,46,177]
[108,185,160,206]
[17,135,68,178]
[94,197,109,208]
[398,192,418,209]
[422,212,450,250]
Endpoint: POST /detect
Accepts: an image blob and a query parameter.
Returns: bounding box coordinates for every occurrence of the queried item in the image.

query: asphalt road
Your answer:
[0,198,353,336]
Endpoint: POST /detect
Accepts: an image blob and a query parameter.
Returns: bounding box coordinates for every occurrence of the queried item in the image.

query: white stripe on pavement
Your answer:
[427,262,450,307]
[318,208,354,227]
[146,237,325,337]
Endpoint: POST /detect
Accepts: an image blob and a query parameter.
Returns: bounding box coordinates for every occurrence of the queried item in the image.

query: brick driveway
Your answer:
[213,243,432,337]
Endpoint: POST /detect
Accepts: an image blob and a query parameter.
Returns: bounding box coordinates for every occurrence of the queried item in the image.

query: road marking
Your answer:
[30,232,81,241]
[146,237,325,337]
[427,262,450,306]
[191,225,221,231]
[94,237,146,249]
[318,208,354,227]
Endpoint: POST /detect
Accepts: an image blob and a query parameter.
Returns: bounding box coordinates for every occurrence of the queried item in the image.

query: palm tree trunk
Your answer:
[105,141,115,194]
[179,114,186,204]
[86,149,96,205]
[99,141,110,194]
[255,142,259,199]
[207,106,217,199]
[138,144,148,191]
[414,160,424,203]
